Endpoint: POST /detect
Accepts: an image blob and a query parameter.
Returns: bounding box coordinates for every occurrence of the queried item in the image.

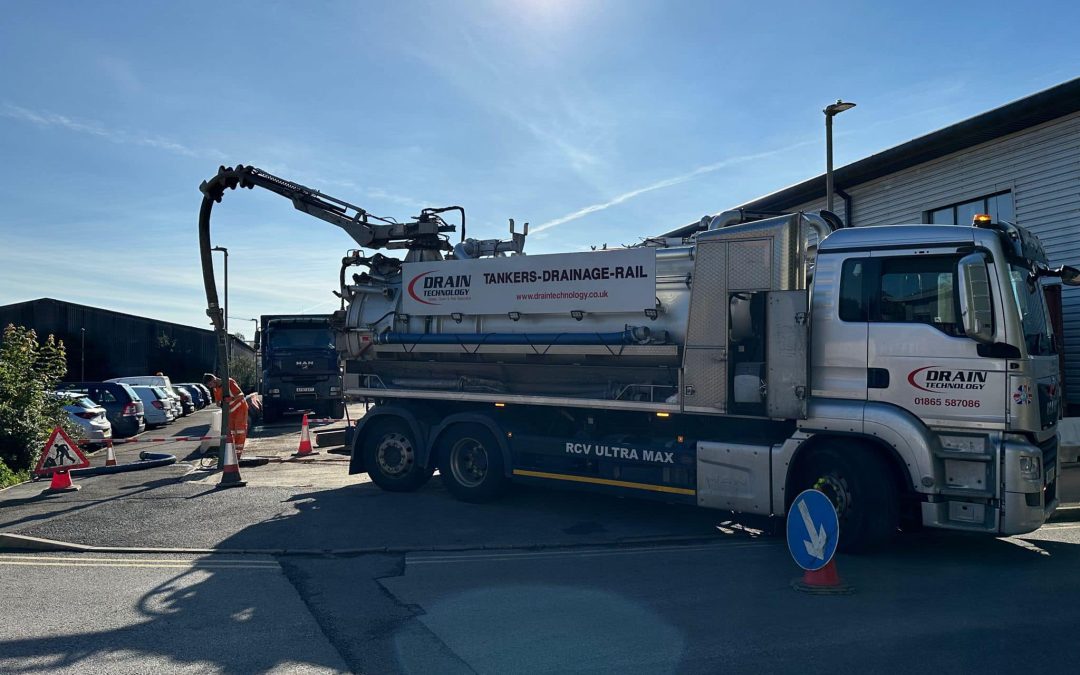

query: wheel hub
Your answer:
[450,438,489,488]
[376,432,414,477]
[814,473,852,518]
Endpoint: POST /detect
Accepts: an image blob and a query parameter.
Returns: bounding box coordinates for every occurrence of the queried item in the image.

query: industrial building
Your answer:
[667,77,1080,407]
[0,297,254,383]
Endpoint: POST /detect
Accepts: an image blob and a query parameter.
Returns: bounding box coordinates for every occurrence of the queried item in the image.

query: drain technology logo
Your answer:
[406,270,472,306]
[907,366,989,392]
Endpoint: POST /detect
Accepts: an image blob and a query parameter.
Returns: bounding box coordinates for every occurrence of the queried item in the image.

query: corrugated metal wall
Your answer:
[789,111,1080,400]
[0,298,254,382]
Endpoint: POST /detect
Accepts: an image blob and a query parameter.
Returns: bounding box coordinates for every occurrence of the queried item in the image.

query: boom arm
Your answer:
[199,164,460,250]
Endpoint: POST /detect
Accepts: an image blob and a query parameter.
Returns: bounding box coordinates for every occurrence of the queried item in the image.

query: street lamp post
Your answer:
[824,100,856,215]
[212,246,229,360]
[229,316,260,391]
[80,328,85,380]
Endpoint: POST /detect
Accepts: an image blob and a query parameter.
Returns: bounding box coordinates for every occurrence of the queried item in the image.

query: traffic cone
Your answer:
[791,559,854,595]
[293,413,319,457]
[45,470,79,493]
[105,442,117,467]
[216,438,246,489]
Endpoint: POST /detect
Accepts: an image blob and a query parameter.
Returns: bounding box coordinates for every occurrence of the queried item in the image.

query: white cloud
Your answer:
[532,138,819,234]
[0,103,225,160]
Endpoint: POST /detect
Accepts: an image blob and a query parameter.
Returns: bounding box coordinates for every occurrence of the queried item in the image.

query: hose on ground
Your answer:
[71,451,177,477]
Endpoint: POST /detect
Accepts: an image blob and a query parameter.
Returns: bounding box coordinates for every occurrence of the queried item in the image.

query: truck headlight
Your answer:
[269,388,280,395]
[1019,456,1041,481]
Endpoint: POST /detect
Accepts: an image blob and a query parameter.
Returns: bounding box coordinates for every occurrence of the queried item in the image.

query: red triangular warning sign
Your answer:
[34,427,90,475]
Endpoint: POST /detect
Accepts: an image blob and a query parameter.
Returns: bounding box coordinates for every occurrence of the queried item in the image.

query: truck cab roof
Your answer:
[818,224,977,252]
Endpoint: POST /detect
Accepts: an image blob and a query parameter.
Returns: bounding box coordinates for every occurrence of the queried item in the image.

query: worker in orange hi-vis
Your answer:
[204,372,249,457]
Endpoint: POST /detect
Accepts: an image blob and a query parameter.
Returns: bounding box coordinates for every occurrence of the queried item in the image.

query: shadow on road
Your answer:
[3,465,1080,674]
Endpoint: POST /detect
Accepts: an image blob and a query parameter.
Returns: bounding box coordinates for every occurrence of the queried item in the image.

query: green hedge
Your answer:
[0,324,76,473]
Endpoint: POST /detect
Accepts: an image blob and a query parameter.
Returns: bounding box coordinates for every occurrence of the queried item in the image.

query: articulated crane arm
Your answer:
[198,164,462,250]
[196,165,464,454]
[198,163,464,328]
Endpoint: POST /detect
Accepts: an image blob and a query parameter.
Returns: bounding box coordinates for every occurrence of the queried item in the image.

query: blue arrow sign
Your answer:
[786,489,839,571]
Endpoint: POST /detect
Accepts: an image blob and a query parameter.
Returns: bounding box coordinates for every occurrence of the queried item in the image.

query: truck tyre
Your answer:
[794,443,898,554]
[362,419,433,492]
[438,425,507,503]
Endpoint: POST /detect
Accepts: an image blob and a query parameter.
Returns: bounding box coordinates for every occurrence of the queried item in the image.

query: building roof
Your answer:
[0,297,255,354]
[663,77,1080,238]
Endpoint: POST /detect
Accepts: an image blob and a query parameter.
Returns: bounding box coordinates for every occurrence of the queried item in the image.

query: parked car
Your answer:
[107,375,175,389]
[194,383,214,406]
[178,384,207,409]
[131,385,176,428]
[174,386,195,415]
[54,392,112,449]
[108,375,183,418]
[59,381,145,438]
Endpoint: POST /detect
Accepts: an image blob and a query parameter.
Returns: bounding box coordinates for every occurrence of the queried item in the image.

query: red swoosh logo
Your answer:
[407,271,438,305]
[907,365,938,392]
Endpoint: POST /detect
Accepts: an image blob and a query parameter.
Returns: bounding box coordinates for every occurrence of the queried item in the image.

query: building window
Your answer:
[927,191,1014,225]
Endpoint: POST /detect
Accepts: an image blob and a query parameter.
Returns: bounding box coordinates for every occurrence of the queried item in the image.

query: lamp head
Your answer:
[824,100,856,116]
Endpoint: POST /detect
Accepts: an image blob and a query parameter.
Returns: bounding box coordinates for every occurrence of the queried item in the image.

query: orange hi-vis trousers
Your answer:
[213,378,249,456]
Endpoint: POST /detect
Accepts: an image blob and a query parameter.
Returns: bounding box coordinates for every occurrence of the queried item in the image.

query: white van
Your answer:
[107,376,182,418]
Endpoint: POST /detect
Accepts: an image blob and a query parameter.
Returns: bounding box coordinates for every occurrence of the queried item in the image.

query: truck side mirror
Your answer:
[957,253,994,344]
[1058,265,1080,287]
[253,330,261,350]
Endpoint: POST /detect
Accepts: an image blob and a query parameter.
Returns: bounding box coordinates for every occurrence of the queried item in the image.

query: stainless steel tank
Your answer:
[335,212,830,398]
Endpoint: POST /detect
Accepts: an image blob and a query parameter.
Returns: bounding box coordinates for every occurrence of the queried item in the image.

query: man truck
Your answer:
[258,314,344,423]
[198,165,1077,550]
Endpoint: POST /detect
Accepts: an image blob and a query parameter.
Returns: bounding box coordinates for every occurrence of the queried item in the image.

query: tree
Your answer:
[0,325,77,473]
[229,352,257,393]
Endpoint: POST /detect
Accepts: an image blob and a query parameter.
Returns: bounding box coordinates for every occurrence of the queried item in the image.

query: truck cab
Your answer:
[259,315,344,423]
[811,218,1065,535]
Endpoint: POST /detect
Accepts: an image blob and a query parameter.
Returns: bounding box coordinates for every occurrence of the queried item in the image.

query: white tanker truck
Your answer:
[198,165,1077,551]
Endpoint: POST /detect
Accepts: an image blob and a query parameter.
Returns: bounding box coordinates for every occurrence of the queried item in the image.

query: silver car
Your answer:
[131,385,176,428]
[55,392,112,449]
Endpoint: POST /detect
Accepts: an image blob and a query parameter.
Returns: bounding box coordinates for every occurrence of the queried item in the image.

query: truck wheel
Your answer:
[362,419,433,492]
[794,443,898,554]
[329,400,345,420]
[438,425,507,503]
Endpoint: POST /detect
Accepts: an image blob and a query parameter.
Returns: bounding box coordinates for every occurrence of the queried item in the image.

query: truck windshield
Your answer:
[268,328,334,350]
[1008,264,1056,356]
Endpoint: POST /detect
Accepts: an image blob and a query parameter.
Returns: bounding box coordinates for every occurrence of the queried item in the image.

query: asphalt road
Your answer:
[3,409,1080,673]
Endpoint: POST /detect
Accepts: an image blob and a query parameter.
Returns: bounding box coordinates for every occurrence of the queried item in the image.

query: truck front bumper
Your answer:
[1000,435,1058,536]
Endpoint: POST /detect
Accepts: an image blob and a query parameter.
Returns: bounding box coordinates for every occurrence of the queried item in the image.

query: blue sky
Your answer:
[2,0,1078,330]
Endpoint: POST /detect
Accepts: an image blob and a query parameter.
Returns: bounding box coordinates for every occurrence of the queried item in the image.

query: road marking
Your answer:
[0,554,278,565]
[0,555,279,570]
[407,541,777,565]
[0,560,279,570]
[512,469,696,496]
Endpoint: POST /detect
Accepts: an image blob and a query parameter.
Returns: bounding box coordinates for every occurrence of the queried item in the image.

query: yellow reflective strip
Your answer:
[512,469,695,496]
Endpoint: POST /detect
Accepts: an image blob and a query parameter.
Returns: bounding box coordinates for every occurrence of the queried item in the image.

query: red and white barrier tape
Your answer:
[77,419,348,444]
[77,435,218,445]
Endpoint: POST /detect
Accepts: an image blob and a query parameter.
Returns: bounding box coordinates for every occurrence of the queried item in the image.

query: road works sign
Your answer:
[33,427,90,475]
[786,489,839,571]
[401,248,656,316]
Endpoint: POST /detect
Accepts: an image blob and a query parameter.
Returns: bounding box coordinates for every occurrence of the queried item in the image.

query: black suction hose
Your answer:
[71,451,177,477]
